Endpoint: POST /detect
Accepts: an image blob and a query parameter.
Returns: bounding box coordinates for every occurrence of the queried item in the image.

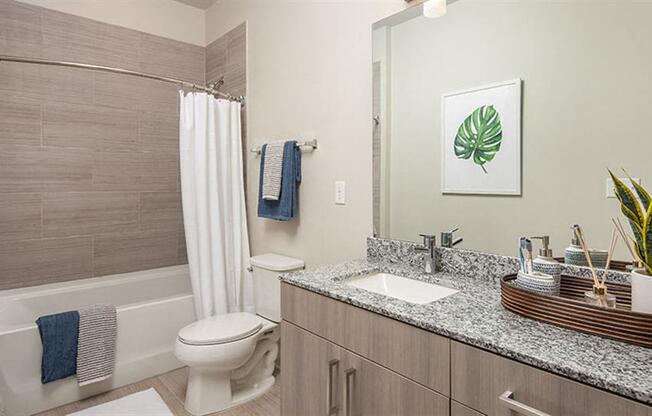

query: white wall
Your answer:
[18,0,206,45]
[206,0,405,267]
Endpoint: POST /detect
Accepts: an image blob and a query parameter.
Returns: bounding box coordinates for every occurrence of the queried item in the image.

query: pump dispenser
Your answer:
[564,232,608,268]
[532,236,562,283]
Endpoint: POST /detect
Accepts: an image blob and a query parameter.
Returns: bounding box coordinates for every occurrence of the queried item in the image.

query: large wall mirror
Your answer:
[372,0,652,264]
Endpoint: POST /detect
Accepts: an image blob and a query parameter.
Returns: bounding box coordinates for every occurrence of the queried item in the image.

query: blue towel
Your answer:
[257,140,301,221]
[35,311,79,384]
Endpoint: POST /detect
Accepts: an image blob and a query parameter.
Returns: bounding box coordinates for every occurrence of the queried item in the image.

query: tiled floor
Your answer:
[35,367,281,416]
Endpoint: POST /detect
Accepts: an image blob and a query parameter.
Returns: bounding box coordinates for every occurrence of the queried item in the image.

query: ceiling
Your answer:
[174,0,218,10]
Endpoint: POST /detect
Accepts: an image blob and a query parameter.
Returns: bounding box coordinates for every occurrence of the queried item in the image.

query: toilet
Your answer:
[174,253,304,416]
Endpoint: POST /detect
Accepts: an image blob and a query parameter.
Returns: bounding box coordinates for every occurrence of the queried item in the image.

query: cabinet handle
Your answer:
[326,359,339,416]
[499,390,551,416]
[343,368,356,416]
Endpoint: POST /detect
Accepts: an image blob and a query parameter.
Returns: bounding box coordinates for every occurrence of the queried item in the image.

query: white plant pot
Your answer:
[631,269,652,314]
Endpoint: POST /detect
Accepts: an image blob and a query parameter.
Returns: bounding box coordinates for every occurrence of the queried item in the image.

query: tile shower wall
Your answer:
[0,0,205,290]
[205,22,247,171]
[205,23,246,99]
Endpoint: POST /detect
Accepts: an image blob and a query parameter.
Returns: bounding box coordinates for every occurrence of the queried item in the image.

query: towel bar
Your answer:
[250,139,318,155]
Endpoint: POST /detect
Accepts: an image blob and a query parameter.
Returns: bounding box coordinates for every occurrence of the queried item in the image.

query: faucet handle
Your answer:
[418,233,437,246]
[441,228,463,248]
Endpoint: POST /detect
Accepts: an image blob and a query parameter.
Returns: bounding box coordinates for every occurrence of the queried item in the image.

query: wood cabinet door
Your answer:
[282,320,449,416]
[340,342,449,416]
[282,321,344,416]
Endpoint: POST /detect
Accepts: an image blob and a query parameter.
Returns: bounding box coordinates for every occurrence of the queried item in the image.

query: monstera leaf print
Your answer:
[454,105,503,174]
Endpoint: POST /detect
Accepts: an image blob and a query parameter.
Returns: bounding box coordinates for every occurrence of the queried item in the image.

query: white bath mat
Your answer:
[67,388,174,416]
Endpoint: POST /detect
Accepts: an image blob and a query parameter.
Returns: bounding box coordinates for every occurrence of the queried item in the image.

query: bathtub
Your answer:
[0,265,195,416]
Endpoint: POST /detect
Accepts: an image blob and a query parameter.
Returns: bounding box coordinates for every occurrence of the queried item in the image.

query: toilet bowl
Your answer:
[174,313,279,415]
[175,253,304,416]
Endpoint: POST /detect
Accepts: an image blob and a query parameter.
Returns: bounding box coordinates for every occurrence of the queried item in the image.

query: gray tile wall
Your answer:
[0,0,207,289]
[206,23,246,98]
[206,23,247,146]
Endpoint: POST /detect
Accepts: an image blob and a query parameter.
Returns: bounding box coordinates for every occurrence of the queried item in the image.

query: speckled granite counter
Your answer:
[279,256,652,405]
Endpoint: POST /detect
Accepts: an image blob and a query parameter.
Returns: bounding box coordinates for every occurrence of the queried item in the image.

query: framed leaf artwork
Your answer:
[441,79,522,195]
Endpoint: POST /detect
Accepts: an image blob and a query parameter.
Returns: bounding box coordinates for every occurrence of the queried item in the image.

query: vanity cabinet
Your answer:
[451,341,652,416]
[282,321,450,416]
[281,283,450,395]
[281,283,652,416]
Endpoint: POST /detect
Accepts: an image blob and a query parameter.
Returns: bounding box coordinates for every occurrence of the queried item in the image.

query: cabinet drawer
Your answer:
[282,320,449,416]
[281,283,450,396]
[451,341,652,416]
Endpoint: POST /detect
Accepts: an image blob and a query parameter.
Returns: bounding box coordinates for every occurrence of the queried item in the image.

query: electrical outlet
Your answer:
[335,181,346,205]
[606,177,640,198]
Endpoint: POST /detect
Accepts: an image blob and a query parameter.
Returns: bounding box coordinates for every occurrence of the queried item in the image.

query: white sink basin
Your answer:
[344,272,459,305]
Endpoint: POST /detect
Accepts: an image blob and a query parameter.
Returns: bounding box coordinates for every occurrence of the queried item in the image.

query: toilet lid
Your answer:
[178,312,263,346]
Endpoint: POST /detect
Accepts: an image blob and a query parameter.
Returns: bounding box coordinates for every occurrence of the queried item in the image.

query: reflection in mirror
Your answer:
[372,0,652,269]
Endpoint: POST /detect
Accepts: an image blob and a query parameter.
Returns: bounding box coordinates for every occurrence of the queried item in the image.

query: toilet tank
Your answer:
[250,253,304,322]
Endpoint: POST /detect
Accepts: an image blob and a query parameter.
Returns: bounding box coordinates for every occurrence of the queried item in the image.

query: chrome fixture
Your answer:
[441,228,463,249]
[207,76,225,91]
[415,233,438,274]
[0,55,244,103]
[250,139,318,155]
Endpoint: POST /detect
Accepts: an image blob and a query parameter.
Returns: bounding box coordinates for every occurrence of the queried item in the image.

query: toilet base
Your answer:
[183,369,275,416]
[232,376,275,407]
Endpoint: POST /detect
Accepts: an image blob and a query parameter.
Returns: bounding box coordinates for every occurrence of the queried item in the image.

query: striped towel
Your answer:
[76,304,117,387]
[262,141,286,201]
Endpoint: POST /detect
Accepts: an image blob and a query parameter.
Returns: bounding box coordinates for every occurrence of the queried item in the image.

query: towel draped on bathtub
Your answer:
[76,304,117,386]
[35,304,117,386]
[36,310,80,383]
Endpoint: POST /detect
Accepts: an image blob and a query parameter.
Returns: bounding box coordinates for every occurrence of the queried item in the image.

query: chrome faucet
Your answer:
[415,233,438,274]
[441,228,463,249]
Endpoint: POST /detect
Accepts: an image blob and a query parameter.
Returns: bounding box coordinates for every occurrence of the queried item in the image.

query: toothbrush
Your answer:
[524,238,534,274]
[518,238,526,272]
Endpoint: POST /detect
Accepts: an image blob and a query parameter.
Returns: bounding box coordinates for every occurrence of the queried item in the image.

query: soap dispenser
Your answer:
[564,233,588,266]
[531,236,561,283]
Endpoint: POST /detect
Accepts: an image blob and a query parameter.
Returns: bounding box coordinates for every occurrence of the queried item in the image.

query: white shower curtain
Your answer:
[179,92,254,319]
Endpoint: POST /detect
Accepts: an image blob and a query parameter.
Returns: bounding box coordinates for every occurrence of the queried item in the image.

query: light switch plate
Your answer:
[335,181,346,205]
[606,177,640,198]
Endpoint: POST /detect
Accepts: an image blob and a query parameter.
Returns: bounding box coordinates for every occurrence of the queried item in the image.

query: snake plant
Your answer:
[454,105,503,174]
[609,169,652,275]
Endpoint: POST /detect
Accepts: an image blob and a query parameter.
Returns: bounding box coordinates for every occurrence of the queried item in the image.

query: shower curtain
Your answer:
[179,92,254,319]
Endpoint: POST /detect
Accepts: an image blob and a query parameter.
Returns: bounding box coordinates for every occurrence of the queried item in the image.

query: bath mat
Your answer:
[67,388,174,416]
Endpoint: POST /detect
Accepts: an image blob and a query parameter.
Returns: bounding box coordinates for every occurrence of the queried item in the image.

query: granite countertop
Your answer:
[279,259,652,405]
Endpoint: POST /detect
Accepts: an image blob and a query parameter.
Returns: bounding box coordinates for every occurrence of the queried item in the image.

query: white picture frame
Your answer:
[441,79,522,195]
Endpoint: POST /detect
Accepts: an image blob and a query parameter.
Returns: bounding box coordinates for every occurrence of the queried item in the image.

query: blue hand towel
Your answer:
[257,140,301,221]
[35,311,79,384]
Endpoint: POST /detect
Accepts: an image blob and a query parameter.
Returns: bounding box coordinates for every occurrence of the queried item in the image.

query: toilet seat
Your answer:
[178,312,263,346]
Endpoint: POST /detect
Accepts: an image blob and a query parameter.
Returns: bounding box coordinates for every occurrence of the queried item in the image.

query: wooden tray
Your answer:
[501,274,652,347]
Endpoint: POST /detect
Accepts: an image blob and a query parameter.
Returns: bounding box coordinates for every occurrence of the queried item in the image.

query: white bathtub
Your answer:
[0,265,195,416]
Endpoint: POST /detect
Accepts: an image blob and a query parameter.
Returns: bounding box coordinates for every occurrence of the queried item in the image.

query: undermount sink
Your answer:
[344,272,459,305]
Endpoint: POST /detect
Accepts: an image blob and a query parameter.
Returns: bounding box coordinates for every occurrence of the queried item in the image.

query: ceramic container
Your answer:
[631,269,652,314]
[532,259,561,287]
[564,246,608,268]
[516,270,559,296]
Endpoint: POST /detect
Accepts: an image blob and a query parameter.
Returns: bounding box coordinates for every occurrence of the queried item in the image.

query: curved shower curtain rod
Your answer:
[0,55,245,104]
